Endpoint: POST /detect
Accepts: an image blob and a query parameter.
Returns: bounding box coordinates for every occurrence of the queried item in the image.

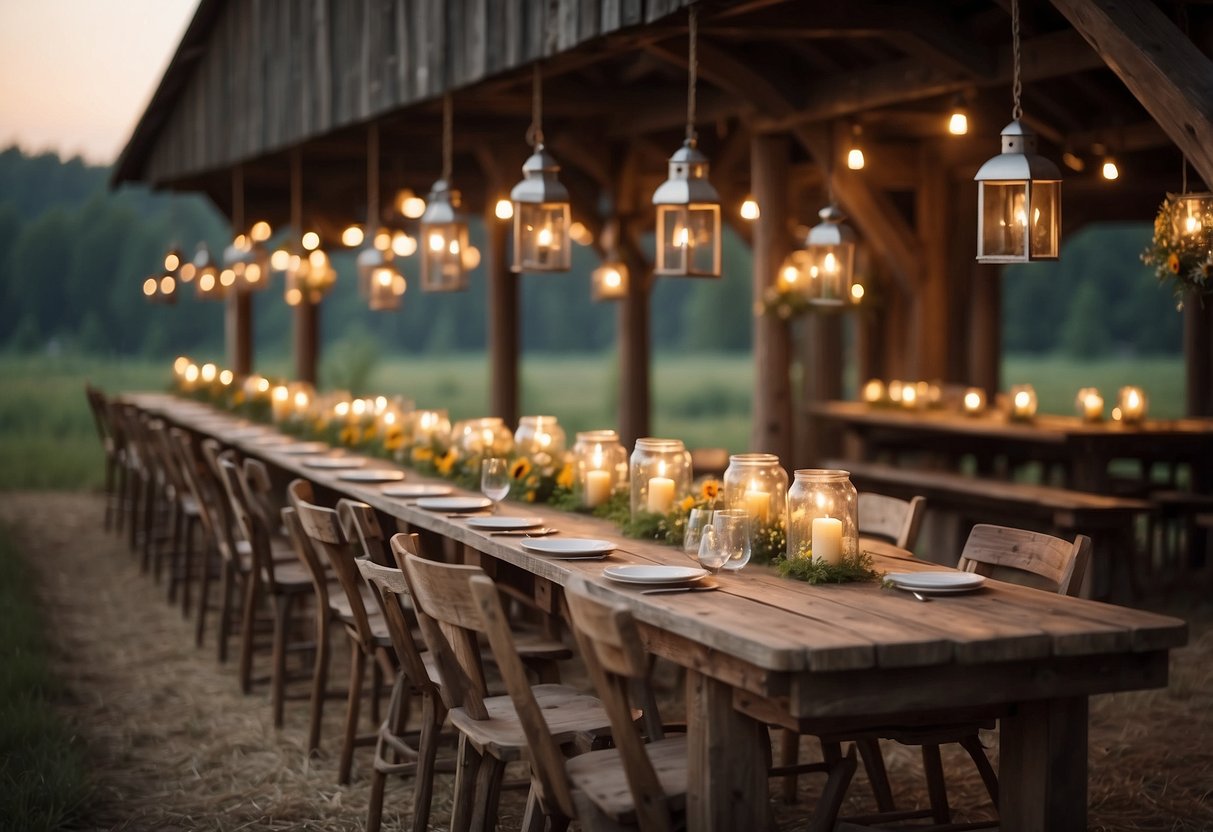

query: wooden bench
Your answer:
[822,459,1151,600]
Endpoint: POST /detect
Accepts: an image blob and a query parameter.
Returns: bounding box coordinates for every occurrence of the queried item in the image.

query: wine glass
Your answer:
[683,508,715,562]
[480,458,510,507]
[715,509,752,571]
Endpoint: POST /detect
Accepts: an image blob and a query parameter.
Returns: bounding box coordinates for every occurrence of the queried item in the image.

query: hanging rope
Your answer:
[1179,2,1190,195]
[441,92,453,183]
[1010,0,1022,121]
[530,62,544,147]
[686,4,699,143]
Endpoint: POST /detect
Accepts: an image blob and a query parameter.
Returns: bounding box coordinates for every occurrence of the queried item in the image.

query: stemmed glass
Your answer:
[683,508,715,563]
[480,458,510,508]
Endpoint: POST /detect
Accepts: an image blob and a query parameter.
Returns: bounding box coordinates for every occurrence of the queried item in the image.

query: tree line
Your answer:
[0,145,1180,361]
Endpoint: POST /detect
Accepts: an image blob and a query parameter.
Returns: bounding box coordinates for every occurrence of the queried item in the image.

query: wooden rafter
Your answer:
[1050,0,1213,188]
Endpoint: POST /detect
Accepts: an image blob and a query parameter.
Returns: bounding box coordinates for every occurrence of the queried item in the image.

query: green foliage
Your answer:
[0,526,90,830]
[1141,194,1213,301]
[322,334,381,395]
[777,550,882,585]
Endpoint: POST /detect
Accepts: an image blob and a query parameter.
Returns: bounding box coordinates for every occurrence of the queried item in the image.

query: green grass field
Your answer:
[0,350,1185,491]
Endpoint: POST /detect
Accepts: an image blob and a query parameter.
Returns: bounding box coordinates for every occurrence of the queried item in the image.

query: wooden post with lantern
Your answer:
[290,149,319,385]
[225,165,253,375]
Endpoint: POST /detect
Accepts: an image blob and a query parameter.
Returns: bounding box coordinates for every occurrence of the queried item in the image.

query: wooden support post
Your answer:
[970,268,1002,397]
[1185,292,1213,417]
[750,134,794,461]
[618,236,651,449]
[912,145,950,380]
[801,314,844,466]
[1000,696,1088,830]
[290,149,318,385]
[486,201,519,426]
[1050,0,1213,190]
[226,165,252,375]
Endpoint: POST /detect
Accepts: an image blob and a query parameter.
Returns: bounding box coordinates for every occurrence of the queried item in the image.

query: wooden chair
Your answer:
[398,548,617,832]
[356,536,451,832]
[838,524,1093,828]
[859,492,927,550]
[290,492,395,784]
[147,422,204,613]
[84,385,121,530]
[216,455,316,722]
[561,574,690,831]
[167,427,225,648]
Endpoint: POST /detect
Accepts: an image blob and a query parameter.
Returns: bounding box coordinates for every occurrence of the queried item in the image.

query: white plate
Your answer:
[887,572,986,591]
[251,434,293,446]
[602,564,708,585]
[466,516,545,531]
[382,483,453,498]
[522,538,615,557]
[415,496,494,512]
[226,427,271,440]
[338,469,406,483]
[279,441,330,455]
[302,456,367,470]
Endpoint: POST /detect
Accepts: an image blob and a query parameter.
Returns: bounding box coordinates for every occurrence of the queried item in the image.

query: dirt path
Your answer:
[4,491,1211,830]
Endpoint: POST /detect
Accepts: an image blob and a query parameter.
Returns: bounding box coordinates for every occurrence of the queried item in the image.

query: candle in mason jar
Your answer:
[271,385,290,421]
[584,469,612,508]
[743,486,770,523]
[646,474,676,514]
[1077,388,1103,422]
[812,517,843,565]
[963,387,986,415]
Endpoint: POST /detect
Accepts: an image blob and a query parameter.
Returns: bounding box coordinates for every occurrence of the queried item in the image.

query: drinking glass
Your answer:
[480,458,510,506]
[714,509,752,571]
[683,508,715,562]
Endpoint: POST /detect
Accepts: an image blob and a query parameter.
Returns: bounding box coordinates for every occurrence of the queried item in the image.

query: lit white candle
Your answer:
[585,470,612,508]
[271,386,290,421]
[812,517,843,565]
[744,488,770,523]
[1082,392,1103,422]
[646,476,676,514]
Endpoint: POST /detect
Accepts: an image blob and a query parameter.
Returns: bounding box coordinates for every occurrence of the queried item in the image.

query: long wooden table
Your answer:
[811,400,1213,493]
[132,394,1188,831]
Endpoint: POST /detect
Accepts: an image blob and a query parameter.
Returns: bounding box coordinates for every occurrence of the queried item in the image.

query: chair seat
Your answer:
[566,736,689,823]
[235,538,301,570]
[449,683,613,759]
[512,627,573,661]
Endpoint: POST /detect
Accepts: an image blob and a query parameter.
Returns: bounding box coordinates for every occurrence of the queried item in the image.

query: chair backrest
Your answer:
[957,523,1091,596]
[148,421,189,499]
[396,542,577,821]
[354,537,433,693]
[337,499,390,566]
[242,457,283,535]
[83,385,112,446]
[291,489,377,651]
[199,439,242,564]
[859,492,927,550]
[216,455,279,593]
[564,574,676,832]
[168,427,218,542]
[283,480,332,611]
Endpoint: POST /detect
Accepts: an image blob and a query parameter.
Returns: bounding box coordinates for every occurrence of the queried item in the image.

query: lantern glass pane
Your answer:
[979,181,1028,260]
[1029,181,1060,259]
[810,242,855,303]
[592,263,628,301]
[514,202,571,272]
[1172,194,1213,248]
[656,204,720,277]
[421,221,469,292]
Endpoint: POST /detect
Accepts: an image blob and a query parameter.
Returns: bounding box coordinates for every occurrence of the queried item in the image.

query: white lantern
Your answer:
[368,264,407,311]
[419,179,469,292]
[592,259,629,301]
[192,243,224,301]
[804,204,856,306]
[975,121,1061,263]
[511,145,571,272]
[652,139,721,277]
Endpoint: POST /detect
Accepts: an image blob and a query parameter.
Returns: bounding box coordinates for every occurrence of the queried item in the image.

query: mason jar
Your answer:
[514,415,567,463]
[629,437,692,518]
[722,453,788,531]
[454,417,514,458]
[409,409,451,446]
[572,430,628,508]
[786,469,858,564]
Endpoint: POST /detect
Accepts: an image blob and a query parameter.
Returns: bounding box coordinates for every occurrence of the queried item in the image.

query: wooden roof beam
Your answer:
[755,28,1104,131]
[1050,0,1213,188]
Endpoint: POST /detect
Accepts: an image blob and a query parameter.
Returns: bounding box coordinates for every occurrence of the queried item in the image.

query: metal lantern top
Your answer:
[652,139,720,207]
[805,204,856,248]
[421,179,463,225]
[193,243,217,273]
[974,121,1061,184]
[510,145,569,205]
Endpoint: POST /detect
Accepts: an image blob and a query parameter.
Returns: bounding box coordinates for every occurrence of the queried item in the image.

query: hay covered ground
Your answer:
[4,491,1211,831]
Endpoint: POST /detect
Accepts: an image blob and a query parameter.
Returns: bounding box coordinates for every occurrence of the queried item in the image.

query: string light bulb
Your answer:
[740,197,760,221]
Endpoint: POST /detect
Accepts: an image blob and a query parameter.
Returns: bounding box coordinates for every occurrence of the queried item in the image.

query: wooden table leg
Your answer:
[685,669,773,832]
[999,696,1088,831]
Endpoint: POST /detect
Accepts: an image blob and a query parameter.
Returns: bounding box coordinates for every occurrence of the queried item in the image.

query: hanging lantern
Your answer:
[420,94,469,292]
[804,204,856,306]
[592,259,629,301]
[282,242,336,306]
[511,145,571,272]
[142,272,177,305]
[368,264,407,311]
[193,243,225,300]
[510,64,572,273]
[652,5,721,278]
[974,0,1061,263]
[356,234,392,298]
[1171,192,1213,252]
[223,233,270,292]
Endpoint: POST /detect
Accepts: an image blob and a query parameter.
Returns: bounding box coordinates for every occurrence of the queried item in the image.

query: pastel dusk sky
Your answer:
[0,1,198,164]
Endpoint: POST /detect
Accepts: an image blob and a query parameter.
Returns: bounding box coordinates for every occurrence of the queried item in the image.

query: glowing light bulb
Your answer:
[847,147,865,170]
[1184,215,1201,235]
[823,252,838,273]
[399,192,426,219]
[780,265,799,286]
[256,378,270,393]
[392,232,416,257]
[250,221,272,242]
[342,225,364,247]
[674,227,689,248]
[374,231,392,251]
[294,391,309,409]
[184,364,199,383]
[448,239,460,255]
[1101,159,1119,180]
[244,264,260,284]
[143,277,157,296]
[219,370,234,386]
[428,232,444,253]
[164,253,180,271]
[740,197,760,220]
[850,283,865,301]
[603,268,622,288]
[495,199,514,220]
[285,287,301,306]
[301,231,320,251]
[199,273,215,292]
[1015,390,1031,409]
[375,268,393,287]
[200,363,217,382]
[948,110,969,135]
[270,249,290,271]
[537,226,554,248]
[173,356,190,375]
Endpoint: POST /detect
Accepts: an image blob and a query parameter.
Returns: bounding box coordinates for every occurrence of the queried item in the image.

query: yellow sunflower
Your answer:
[384,426,405,451]
[1168,253,1181,274]
[411,446,434,463]
[679,496,696,513]
[699,479,721,501]
[510,458,533,480]
[435,448,459,475]
[339,425,358,446]
[555,462,574,490]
